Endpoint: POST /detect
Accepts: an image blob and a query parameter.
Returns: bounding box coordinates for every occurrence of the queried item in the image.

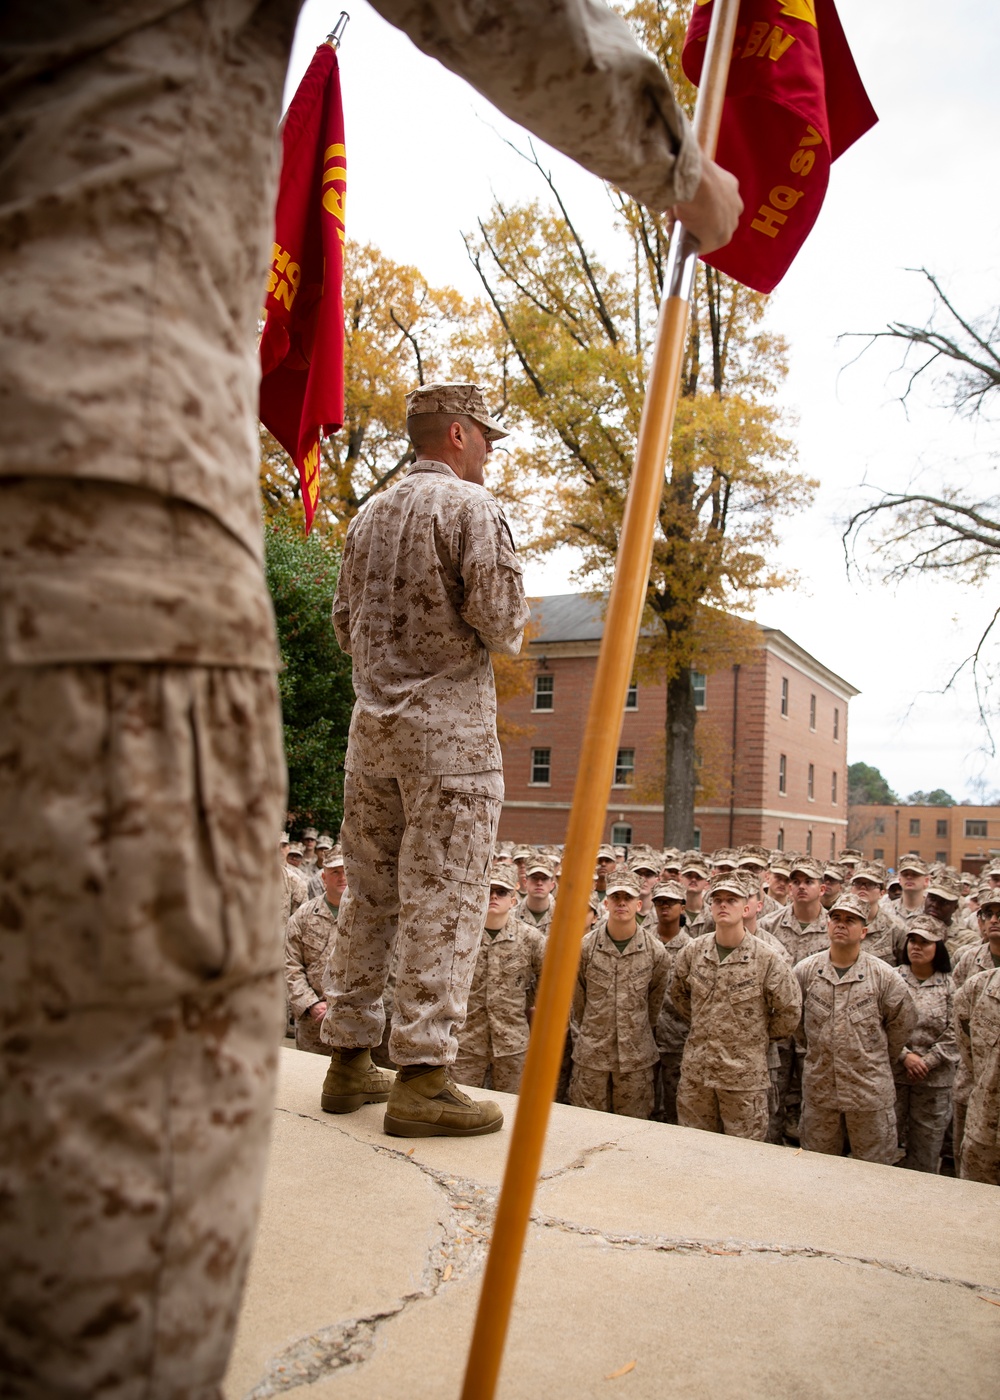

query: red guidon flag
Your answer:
[259,42,346,533]
[682,0,876,294]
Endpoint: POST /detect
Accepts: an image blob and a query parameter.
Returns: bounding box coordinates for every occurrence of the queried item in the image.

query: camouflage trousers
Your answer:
[653,1051,684,1124]
[894,1082,953,1174]
[0,662,287,1399]
[295,1011,334,1056]
[569,1063,655,1119]
[799,1102,897,1164]
[959,1135,1000,1186]
[325,768,501,1065]
[676,1080,769,1141]
[452,1050,526,1093]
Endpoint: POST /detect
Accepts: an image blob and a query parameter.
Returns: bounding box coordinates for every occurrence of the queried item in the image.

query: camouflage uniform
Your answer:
[954,968,1000,1186]
[282,861,310,926]
[652,927,691,1124]
[453,915,546,1093]
[570,922,669,1119]
[326,454,529,1065]
[284,896,342,1056]
[0,0,702,1389]
[952,940,997,1161]
[893,967,957,1173]
[514,893,556,935]
[863,903,905,965]
[757,902,829,1139]
[670,933,801,1141]
[796,951,916,1164]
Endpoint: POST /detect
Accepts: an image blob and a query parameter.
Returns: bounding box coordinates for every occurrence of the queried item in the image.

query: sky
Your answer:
[286,0,1000,802]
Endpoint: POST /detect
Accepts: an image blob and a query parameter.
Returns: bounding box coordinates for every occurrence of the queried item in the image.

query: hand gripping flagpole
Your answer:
[459,3,742,1397]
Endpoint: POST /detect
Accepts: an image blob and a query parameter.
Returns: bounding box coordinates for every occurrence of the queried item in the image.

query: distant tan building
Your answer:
[849,804,1000,873]
[497,595,858,854]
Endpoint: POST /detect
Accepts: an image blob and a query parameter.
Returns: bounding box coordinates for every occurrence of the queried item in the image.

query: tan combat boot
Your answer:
[383,1066,504,1138]
[320,1049,393,1114]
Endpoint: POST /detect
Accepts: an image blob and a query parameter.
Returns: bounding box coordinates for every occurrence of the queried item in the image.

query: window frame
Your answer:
[780,677,789,718]
[613,747,636,787]
[691,671,707,710]
[965,819,988,839]
[529,747,551,786]
[532,673,554,712]
[809,693,817,731]
[807,763,815,801]
[778,753,787,795]
[624,682,638,710]
[610,822,633,846]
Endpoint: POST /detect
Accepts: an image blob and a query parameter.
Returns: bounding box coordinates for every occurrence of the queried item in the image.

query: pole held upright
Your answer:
[459,2,741,1397]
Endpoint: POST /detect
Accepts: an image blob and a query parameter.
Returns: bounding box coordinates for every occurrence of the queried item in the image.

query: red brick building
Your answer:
[848,804,1000,874]
[497,595,858,854]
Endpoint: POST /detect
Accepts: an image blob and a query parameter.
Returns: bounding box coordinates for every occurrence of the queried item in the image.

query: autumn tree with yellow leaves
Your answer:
[464,1,817,846]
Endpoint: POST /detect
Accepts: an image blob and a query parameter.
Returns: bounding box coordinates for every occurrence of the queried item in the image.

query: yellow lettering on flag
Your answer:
[778,0,817,26]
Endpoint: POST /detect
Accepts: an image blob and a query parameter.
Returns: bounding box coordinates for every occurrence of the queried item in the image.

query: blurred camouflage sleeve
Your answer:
[371,0,702,210]
[883,973,918,1066]
[332,527,355,654]
[459,498,530,655]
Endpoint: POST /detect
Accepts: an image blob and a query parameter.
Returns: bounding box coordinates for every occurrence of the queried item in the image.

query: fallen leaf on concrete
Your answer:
[978,1295,1000,1308]
[442,1265,453,1282]
[604,1361,636,1380]
[707,1248,738,1256]
[794,1148,803,1156]
[454,1203,471,1210]
[406,1148,415,1156]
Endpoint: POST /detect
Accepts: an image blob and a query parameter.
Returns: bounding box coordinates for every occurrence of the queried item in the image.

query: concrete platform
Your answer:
[225,1049,1000,1399]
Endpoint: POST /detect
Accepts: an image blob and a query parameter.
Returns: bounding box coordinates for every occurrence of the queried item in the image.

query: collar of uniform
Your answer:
[899,966,946,988]
[408,459,460,479]
[817,951,867,983]
[704,935,750,964]
[781,904,828,934]
[599,922,644,954]
[320,898,339,919]
[486,919,517,942]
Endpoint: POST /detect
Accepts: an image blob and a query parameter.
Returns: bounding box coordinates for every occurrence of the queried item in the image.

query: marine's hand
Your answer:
[671,158,742,255]
[904,1051,929,1081]
[309,1001,328,1021]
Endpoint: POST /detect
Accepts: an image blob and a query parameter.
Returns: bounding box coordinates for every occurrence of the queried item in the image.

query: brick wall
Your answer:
[849,804,1000,872]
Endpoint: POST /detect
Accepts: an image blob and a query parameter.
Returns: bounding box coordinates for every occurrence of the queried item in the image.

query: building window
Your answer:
[809,693,817,731]
[808,764,815,800]
[833,706,840,740]
[692,671,707,709]
[692,827,702,850]
[909,818,921,837]
[610,822,632,846]
[873,848,884,861]
[625,682,638,710]
[530,748,551,785]
[966,819,988,838]
[874,817,885,835]
[805,829,813,856]
[780,677,789,717]
[614,748,635,786]
[936,819,948,838]
[533,674,554,711]
[778,754,787,795]
[830,832,836,858]
[831,771,838,804]
[936,850,947,863]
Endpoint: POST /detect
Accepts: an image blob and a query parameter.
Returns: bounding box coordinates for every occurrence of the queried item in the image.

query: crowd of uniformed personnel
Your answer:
[281,830,1000,1187]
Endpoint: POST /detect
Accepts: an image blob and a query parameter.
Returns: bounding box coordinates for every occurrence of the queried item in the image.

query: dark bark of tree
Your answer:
[664,667,697,847]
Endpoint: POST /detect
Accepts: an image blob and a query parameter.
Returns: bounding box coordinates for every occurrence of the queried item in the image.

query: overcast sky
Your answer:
[286,0,1000,802]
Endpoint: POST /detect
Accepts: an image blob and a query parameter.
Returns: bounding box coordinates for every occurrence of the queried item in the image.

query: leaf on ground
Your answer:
[406,1148,415,1156]
[978,1295,1000,1308]
[794,1148,803,1156]
[442,1264,453,1282]
[604,1360,636,1380]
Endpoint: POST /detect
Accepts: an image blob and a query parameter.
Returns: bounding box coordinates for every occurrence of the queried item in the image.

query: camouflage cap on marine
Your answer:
[852,860,887,888]
[628,846,661,875]
[710,847,740,870]
[737,844,771,870]
[405,382,509,442]
[287,841,304,855]
[488,861,520,891]
[828,891,869,923]
[605,870,642,897]
[303,827,318,841]
[661,846,682,867]
[708,870,754,900]
[897,853,928,875]
[822,861,847,883]
[596,843,617,862]
[905,912,947,942]
[652,880,686,902]
[769,850,792,876]
[315,834,333,850]
[525,853,554,878]
[975,883,1000,911]
[788,855,823,880]
[680,851,709,877]
[837,847,864,867]
[927,869,961,901]
[279,831,290,845]
[323,846,345,869]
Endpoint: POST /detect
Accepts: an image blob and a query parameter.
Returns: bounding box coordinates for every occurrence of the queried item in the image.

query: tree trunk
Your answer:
[663,668,696,848]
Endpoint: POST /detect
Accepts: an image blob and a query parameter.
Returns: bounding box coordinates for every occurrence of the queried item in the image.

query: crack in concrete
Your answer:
[246,1109,1000,1397]
[529,1211,1000,1302]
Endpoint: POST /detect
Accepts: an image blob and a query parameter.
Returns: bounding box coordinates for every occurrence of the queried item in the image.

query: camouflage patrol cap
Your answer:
[588,891,603,916]
[323,847,345,869]
[828,891,869,923]
[525,854,554,878]
[605,870,642,897]
[488,862,520,891]
[737,844,771,870]
[897,853,928,875]
[513,846,533,863]
[316,834,334,850]
[680,852,709,877]
[405,382,508,442]
[280,832,290,845]
[905,913,946,943]
[652,880,686,902]
[708,871,754,900]
[852,860,887,888]
[710,847,740,870]
[628,848,660,875]
[303,827,319,840]
[822,861,847,882]
[287,842,304,855]
[927,869,961,901]
[768,852,792,876]
[788,855,824,880]
[596,844,617,862]
[975,884,1000,912]
[660,847,682,871]
[837,847,864,867]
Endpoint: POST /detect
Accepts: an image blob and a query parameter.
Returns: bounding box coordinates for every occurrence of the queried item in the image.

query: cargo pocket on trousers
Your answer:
[437,772,504,884]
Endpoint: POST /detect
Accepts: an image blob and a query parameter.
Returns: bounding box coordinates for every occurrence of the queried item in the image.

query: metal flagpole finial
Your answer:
[327,11,350,48]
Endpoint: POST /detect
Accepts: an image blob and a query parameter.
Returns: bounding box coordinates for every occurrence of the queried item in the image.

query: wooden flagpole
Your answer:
[459,2,742,1396]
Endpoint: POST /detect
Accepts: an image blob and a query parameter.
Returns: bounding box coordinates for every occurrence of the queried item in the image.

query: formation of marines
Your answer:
[284,836,1000,1187]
